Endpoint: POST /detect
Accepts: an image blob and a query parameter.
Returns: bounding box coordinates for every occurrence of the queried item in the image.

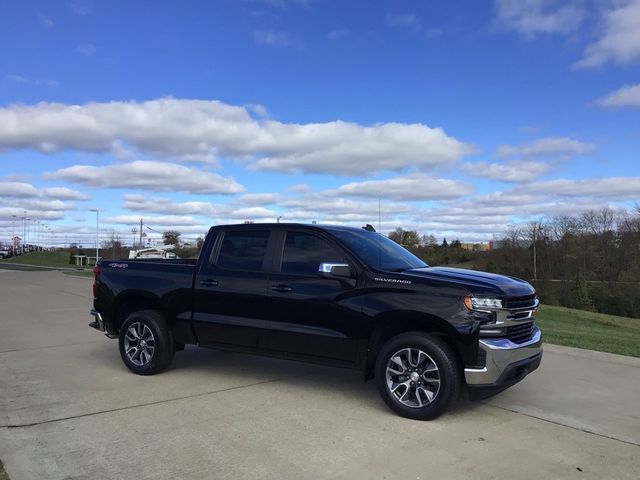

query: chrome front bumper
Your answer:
[465,327,543,386]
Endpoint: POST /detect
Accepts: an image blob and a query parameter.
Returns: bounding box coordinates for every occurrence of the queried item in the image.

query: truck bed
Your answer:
[94,258,198,328]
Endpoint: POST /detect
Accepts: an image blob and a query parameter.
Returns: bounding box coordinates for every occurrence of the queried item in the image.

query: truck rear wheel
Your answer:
[118,310,174,375]
[375,332,461,420]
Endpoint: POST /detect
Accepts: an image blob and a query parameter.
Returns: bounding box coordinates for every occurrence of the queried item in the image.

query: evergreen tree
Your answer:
[572,274,592,311]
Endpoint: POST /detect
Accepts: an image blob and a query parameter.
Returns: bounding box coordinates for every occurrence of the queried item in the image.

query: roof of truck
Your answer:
[212,223,377,233]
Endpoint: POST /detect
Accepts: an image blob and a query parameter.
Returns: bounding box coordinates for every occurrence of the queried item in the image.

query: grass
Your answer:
[0,263,52,271]
[62,270,95,278]
[536,305,640,357]
[0,250,93,269]
[0,460,9,480]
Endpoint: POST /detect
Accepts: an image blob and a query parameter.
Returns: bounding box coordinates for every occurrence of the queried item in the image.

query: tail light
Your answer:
[92,265,101,298]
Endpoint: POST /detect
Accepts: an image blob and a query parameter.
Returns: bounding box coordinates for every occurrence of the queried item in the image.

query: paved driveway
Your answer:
[1,270,639,479]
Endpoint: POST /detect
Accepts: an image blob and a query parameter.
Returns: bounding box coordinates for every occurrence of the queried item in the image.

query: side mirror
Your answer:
[318,262,352,278]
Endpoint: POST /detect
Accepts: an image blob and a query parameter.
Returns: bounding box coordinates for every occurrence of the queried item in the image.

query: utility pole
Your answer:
[139,218,143,248]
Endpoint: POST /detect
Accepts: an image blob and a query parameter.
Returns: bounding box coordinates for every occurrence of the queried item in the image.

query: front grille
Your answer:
[504,295,537,309]
[508,310,534,321]
[505,322,535,344]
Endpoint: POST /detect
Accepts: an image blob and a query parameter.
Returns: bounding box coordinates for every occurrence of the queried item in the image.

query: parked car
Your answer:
[0,248,12,259]
[89,223,542,420]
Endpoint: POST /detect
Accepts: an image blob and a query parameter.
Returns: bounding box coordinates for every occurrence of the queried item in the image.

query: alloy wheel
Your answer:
[385,347,441,408]
[124,322,156,366]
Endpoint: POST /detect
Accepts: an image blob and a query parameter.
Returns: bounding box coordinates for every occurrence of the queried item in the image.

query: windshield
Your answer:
[331,229,428,271]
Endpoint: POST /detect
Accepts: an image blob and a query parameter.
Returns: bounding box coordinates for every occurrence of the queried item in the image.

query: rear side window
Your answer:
[281,231,346,275]
[217,230,270,271]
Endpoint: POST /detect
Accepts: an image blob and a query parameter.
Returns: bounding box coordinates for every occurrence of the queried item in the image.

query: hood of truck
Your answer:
[402,267,535,297]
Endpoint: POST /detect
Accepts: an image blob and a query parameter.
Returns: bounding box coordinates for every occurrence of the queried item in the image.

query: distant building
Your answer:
[460,242,492,252]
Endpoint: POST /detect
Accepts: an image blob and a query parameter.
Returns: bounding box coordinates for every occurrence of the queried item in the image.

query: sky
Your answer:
[0,0,639,248]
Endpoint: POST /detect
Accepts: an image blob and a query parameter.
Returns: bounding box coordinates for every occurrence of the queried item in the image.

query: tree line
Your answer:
[389,206,640,318]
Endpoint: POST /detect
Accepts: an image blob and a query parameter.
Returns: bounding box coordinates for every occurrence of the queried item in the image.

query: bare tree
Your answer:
[162,230,182,246]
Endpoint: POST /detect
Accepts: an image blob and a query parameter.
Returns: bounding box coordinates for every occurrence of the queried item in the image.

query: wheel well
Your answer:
[366,312,463,379]
[113,295,163,332]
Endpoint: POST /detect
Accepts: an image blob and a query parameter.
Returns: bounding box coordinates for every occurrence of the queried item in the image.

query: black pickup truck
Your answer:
[90,223,542,420]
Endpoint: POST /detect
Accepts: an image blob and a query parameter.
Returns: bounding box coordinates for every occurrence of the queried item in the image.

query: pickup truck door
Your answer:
[260,230,365,366]
[192,229,273,348]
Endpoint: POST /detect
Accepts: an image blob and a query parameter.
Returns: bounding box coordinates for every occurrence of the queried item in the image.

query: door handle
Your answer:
[271,284,292,293]
[200,279,219,287]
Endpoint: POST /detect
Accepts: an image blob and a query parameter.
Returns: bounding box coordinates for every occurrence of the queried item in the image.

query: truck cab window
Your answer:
[216,230,270,271]
[281,231,346,275]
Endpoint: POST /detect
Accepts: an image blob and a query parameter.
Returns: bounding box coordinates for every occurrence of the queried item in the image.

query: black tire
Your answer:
[374,332,461,420]
[118,310,174,375]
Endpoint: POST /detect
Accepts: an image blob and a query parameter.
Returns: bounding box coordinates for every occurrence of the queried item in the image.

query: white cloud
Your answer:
[0,98,472,174]
[330,175,473,200]
[106,214,204,227]
[123,196,219,216]
[287,183,311,193]
[253,30,303,48]
[121,195,278,222]
[425,28,443,39]
[44,161,244,195]
[496,137,595,158]
[461,160,553,182]
[260,0,311,8]
[41,187,91,200]
[66,1,91,15]
[0,198,74,212]
[386,14,421,31]
[574,0,640,68]
[246,103,269,117]
[279,196,413,215]
[0,182,39,198]
[515,177,640,199]
[250,121,473,174]
[76,43,97,56]
[0,182,90,200]
[237,193,282,205]
[37,12,54,28]
[596,83,640,108]
[0,207,64,221]
[327,28,350,40]
[5,74,57,87]
[494,0,585,37]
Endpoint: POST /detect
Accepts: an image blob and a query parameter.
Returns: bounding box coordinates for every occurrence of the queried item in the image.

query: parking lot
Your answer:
[0,269,639,479]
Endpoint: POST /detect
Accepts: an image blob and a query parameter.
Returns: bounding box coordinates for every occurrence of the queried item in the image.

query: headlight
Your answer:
[464,296,503,310]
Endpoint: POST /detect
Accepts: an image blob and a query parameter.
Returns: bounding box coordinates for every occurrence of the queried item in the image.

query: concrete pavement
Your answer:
[1,270,639,479]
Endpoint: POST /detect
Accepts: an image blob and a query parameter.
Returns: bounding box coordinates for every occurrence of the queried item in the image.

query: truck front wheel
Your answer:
[375,332,461,420]
[118,310,175,375]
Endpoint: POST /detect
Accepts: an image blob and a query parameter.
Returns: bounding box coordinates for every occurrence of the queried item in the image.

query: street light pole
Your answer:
[23,210,27,248]
[90,209,99,265]
[11,214,16,254]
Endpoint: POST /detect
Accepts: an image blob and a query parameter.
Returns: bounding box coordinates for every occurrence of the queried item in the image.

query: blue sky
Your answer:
[0,0,639,247]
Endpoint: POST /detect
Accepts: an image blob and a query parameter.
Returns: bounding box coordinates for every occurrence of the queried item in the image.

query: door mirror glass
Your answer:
[318,262,352,278]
